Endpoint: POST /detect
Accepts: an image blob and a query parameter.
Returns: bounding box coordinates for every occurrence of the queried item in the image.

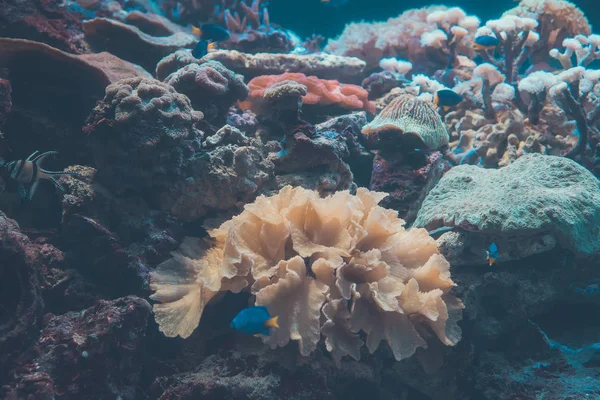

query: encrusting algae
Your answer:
[150,185,463,365]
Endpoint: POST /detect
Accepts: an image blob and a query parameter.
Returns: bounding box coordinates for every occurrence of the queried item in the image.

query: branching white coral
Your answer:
[150,186,463,366]
[420,29,448,49]
[550,34,600,69]
[419,7,480,68]
[412,74,448,95]
[492,83,516,103]
[473,63,506,119]
[476,16,540,84]
[379,57,413,75]
[547,65,600,159]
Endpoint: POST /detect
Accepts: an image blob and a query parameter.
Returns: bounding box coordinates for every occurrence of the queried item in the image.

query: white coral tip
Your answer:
[451,26,469,37]
[379,58,413,75]
[420,29,448,48]
[459,16,481,30]
[525,31,540,47]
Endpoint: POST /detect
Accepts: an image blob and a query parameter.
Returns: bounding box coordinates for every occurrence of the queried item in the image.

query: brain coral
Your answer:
[414,154,600,255]
[362,94,449,150]
[164,61,249,124]
[150,186,463,365]
[86,77,203,195]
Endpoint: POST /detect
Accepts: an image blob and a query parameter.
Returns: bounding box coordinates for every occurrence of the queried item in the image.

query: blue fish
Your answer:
[321,0,349,7]
[434,89,463,111]
[472,35,499,51]
[231,306,279,336]
[192,24,231,42]
[486,242,499,266]
[192,39,214,59]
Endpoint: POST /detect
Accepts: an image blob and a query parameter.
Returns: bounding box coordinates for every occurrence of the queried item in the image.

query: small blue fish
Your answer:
[486,243,499,266]
[192,39,214,58]
[321,0,349,7]
[434,89,463,111]
[231,306,279,336]
[192,24,231,42]
[472,35,499,51]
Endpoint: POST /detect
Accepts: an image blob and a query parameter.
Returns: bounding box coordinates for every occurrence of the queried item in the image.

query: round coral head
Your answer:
[362,94,449,150]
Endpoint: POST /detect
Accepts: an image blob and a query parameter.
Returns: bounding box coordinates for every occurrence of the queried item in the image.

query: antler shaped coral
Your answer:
[150,186,463,365]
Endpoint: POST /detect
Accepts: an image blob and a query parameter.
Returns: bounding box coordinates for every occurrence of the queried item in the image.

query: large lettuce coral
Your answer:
[150,186,463,365]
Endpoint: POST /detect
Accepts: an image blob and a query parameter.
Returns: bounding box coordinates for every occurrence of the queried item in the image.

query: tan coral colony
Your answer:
[150,186,463,365]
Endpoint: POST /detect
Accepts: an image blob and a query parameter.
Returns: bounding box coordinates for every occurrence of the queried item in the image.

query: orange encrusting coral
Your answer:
[239,72,376,113]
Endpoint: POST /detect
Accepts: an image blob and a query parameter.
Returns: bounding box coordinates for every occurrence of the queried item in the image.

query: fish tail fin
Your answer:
[443,106,450,112]
[192,25,202,36]
[434,93,439,108]
[207,42,216,51]
[265,315,279,329]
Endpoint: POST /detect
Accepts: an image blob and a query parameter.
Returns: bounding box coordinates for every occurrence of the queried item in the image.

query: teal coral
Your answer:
[414,154,600,256]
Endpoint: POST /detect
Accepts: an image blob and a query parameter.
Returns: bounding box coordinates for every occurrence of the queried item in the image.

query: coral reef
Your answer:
[326,6,478,73]
[164,125,274,221]
[504,0,592,64]
[0,212,44,380]
[1,0,600,398]
[202,50,367,83]
[219,0,295,54]
[369,151,449,223]
[414,154,600,264]
[241,72,375,116]
[164,61,249,125]
[83,18,196,72]
[0,38,150,165]
[473,16,540,84]
[150,186,463,364]
[362,93,449,150]
[3,296,152,399]
[0,0,88,53]
[85,77,203,198]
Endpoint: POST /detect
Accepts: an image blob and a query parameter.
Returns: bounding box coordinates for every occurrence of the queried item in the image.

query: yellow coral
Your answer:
[149,186,463,365]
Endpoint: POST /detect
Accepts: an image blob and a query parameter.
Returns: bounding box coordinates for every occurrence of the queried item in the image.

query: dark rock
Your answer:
[3,296,152,400]
[0,0,88,53]
[361,71,407,99]
[0,211,45,380]
[85,77,203,200]
[83,18,196,73]
[369,150,449,223]
[0,38,149,166]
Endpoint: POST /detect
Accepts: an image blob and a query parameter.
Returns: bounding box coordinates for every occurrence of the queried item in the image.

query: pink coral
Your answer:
[241,72,375,113]
[325,6,476,73]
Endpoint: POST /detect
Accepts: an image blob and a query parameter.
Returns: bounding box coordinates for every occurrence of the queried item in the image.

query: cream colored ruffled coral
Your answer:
[149,186,463,365]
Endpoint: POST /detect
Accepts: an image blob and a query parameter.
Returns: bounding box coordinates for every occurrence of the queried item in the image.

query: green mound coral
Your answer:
[414,154,600,256]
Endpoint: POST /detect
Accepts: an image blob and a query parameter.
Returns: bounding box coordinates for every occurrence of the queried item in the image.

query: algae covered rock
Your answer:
[85,77,203,196]
[414,154,600,256]
[164,61,249,125]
